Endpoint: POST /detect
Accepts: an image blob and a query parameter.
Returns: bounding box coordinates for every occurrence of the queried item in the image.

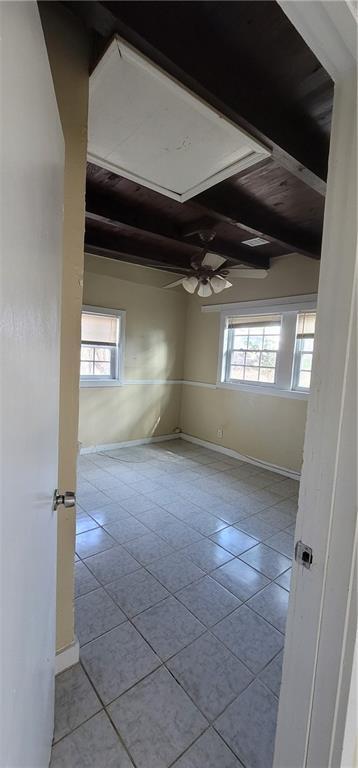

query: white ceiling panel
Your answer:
[89,37,270,202]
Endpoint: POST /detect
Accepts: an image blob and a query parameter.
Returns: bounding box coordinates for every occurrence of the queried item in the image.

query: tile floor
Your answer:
[50,439,298,768]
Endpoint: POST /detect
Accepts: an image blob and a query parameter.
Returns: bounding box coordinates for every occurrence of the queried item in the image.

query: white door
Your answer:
[274,3,357,766]
[0,3,64,767]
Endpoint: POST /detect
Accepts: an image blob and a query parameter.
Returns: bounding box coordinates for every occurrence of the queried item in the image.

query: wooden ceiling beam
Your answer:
[85,243,192,275]
[86,168,320,260]
[65,0,329,193]
[85,228,193,273]
[191,189,321,260]
[85,189,271,269]
[86,191,183,242]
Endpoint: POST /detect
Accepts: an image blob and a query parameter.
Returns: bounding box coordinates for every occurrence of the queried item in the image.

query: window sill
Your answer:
[217,381,309,400]
[80,379,123,388]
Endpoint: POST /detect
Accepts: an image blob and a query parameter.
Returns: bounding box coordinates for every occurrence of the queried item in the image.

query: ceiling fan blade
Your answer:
[226,268,268,279]
[164,278,185,289]
[201,251,227,270]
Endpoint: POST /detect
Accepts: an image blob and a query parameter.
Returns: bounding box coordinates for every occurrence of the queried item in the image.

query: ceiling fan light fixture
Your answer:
[197,280,212,298]
[221,278,233,290]
[210,275,227,294]
[182,276,199,293]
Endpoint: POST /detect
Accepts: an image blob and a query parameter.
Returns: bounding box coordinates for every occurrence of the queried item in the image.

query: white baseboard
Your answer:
[80,432,180,455]
[55,637,80,675]
[80,430,300,479]
[180,433,301,480]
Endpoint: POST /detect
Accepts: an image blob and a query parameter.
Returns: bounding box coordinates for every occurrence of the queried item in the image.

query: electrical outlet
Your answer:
[217,427,223,439]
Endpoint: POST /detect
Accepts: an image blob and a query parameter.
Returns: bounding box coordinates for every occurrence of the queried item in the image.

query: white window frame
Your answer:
[292,312,316,393]
[80,305,125,387]
[215,294,317,399]
[222,314,283,387]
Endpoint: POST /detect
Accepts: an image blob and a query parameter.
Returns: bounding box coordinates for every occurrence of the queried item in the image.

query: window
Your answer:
[224,315,281,384]
[80,307,124,385]
[220,302,317,396]
[293,312,316,390]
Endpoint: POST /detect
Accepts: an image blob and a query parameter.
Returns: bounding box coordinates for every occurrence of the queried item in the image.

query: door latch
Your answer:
[295,540,313,569]
[53,489,76,511]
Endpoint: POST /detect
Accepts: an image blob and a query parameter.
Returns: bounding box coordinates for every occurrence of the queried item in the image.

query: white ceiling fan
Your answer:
[164,232,268,296]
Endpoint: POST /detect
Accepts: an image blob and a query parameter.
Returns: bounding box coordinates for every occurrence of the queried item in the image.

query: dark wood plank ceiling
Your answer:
[64,0,333,275]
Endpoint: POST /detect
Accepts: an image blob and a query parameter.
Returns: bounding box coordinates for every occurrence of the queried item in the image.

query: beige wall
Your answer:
[180,385,308,471]
[79,253,319,474]
[78,255,186,448]
[181,254,320,472]
[40,4,88,653]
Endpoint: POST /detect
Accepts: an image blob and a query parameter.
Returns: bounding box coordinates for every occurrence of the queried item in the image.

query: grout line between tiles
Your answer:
[72,443,296,766]
[76,508,292,638]
[77,662,141,768]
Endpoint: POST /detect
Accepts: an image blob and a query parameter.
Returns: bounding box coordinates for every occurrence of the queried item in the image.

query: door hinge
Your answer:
[295,540,313,569]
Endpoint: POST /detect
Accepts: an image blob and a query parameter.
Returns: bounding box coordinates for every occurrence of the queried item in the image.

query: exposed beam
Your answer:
[85,189,271,268]
[87,168,320,259]
[192,189,321,260]
[271,148,326,196]
[86,191,183,242]
[65,0,330,192]
[85,236,193,275]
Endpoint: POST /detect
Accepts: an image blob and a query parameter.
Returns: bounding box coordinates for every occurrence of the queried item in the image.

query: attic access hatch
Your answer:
[88,37,270,203]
